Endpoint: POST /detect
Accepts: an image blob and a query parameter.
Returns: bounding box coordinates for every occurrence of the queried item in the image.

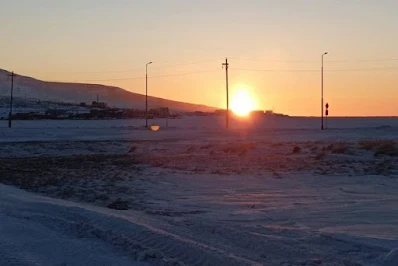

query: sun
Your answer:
[230,88,256,117]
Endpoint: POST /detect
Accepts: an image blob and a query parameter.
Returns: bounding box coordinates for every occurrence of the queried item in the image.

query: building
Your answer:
[214,109,232,116]
[250,110,264,117]
[264,110,289,118]
[45,109,69,119]
[149,107,170,118]
[91,101,108,109]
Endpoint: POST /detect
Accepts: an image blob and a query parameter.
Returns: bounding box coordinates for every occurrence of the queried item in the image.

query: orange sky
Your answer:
[1,1,398,116]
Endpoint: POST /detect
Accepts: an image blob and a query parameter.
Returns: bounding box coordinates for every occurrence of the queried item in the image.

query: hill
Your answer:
[0,69,216,112]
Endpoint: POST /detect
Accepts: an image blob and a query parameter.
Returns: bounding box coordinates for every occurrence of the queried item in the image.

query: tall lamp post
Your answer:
[321,52,328,130]
[146,61,153,128]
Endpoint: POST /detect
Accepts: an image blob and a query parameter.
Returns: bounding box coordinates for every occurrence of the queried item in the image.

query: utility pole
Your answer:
[8,72,16,128]
[145,61,153,128]
[222,58,229,129]
[146,66,148,128]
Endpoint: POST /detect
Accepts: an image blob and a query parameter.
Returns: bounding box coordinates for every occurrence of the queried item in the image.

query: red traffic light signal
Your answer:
[326,103,329,109]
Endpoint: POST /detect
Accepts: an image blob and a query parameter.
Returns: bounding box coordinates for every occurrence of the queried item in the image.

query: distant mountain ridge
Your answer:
[0,69,216,112]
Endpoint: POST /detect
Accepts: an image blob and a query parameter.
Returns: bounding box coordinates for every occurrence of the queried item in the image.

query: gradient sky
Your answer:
[1,0,397,116]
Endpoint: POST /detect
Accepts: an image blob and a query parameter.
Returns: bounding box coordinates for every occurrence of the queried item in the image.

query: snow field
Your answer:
[0,117,397,265]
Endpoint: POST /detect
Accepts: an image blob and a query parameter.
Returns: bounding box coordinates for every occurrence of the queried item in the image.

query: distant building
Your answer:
[264,110,289,118]
[214,109,230,116]
[149,107,170,118]
[250,110,264,117]
[45,109,69,119]
[91,101,108,109]
[265,110,274,116]
[123,109,146,118]
[45,109,65,116]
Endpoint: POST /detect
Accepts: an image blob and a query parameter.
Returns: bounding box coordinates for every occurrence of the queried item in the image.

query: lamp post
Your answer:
[321,52,328,130]
[146,61,152,128]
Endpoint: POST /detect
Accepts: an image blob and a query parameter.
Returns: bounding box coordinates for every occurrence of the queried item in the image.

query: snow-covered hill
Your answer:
[0,69,216,112]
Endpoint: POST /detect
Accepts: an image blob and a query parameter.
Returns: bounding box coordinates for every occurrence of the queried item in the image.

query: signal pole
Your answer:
[222,58,229,129]
[321,52,328,130]
[325,103,329,130]
[8,72,16,128]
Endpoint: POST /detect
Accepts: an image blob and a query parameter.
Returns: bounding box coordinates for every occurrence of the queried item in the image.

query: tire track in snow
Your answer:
[2,186,263,266]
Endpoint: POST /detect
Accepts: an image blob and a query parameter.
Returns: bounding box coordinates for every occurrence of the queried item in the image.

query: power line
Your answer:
[233,68,318,72]
[152,58,221,69]
[5,56,398,78]
[230,56,398,63]
[65,69,143,74]
[230,57,317,63]
[35,65,398,84]
[71,69,217,82]
[62,66,398,83]
[4,67,144,75]
[72,58,221,73]
[233,66,398,73]
[5,56,398,85]
[327,58,398,63]
[327,66,398,72]
[10,58,222,75]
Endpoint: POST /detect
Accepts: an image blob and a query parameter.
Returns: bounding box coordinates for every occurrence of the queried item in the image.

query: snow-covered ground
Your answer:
[0,116,397,143]
[0,185,152,266]
[0,117,397,265]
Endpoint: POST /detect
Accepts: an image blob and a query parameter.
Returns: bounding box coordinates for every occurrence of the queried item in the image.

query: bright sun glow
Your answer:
[230,88,256,116]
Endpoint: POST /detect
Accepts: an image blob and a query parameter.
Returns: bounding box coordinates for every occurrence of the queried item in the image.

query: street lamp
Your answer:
[146,61,153,128]
[321,52,328,130]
